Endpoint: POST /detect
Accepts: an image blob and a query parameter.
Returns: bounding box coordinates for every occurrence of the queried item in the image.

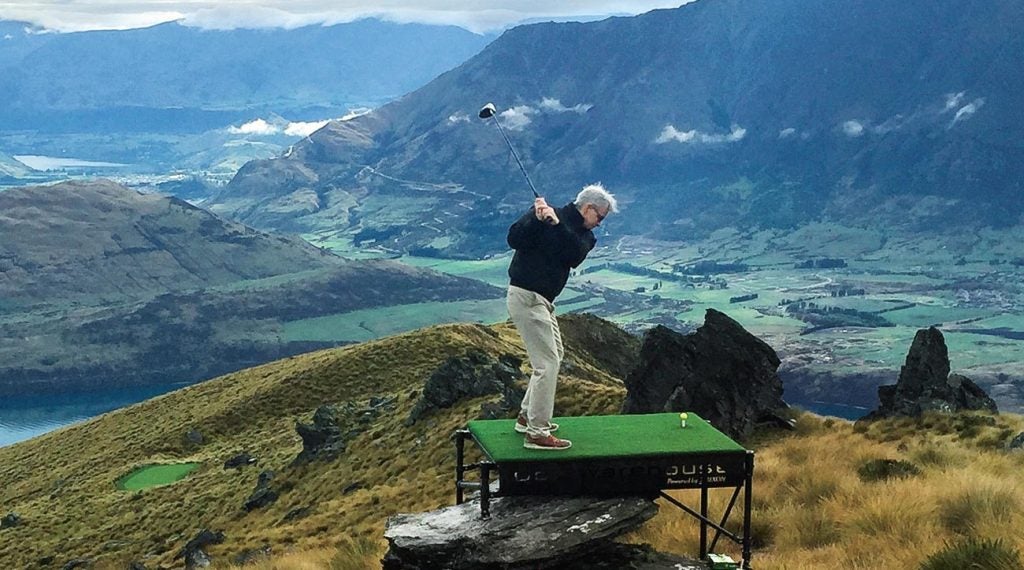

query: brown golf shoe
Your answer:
[523,433,572,450]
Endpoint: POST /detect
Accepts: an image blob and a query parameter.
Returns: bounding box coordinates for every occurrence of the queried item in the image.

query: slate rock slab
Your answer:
[382,495,660,569]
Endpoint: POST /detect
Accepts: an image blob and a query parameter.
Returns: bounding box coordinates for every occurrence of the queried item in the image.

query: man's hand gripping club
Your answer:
[534,197,559,225]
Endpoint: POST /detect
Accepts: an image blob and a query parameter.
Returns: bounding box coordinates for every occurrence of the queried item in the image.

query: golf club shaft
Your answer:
[490,116,540,198]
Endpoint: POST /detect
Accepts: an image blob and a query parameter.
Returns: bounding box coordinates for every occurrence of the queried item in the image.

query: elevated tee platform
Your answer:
[454,412,754,568]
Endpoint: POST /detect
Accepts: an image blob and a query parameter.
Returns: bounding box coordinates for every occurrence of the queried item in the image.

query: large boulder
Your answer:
[622,309,789,439]
[382,495,700,569]
[406,349,524,425]
[866,327,998,418]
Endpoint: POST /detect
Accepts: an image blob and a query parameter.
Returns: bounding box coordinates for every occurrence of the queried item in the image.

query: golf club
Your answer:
[479,102,555,223]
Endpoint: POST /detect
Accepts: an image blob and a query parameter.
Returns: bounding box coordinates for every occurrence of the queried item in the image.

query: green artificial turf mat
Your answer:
[468,413,744,463]
[117,463,202,490]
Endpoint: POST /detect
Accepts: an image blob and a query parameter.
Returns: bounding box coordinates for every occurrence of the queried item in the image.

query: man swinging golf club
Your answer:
[507,186,618,449]
[479,102,618,449]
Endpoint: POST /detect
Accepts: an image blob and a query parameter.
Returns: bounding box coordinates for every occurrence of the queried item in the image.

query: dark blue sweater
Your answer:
[507,202,596,302]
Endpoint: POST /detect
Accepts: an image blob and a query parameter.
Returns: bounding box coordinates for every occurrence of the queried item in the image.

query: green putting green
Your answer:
[467,412,745,462]
[117,463,202,491]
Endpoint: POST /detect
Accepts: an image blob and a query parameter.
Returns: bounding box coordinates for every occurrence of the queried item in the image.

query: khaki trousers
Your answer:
[507,285,564,437]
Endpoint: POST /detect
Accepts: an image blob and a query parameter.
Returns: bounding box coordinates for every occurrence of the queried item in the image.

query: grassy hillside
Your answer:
[1,315,1022,569]
[0,179,502,395]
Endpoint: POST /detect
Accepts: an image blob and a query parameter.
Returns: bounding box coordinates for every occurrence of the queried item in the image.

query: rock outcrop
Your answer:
[177,529,224,570]
[184,428,204,447]
[406,349,524,425]
[243,470,279,512]
[621,309,789,439]
[866,327,998,418]
[558,313,642,379]
[382,495,700,569]
[233,545,272,566]
[293,405,348,464]
[224,452,257,469]
[283,506,313,522]
[292,398,398,465]
[1,512,21,528]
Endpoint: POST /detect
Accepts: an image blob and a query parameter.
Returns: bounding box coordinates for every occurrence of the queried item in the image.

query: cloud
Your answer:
[474,99,590,131]
[0,1,695,33]
[228,118,280,135]
[539,97,592,114]
[448,112,470,124]
[778,127,796,139]
[655,124,746,144]
[1,10,185,33]
[841,120,864,137]
[184,5,320,30]
[284,120,330,137]
[943,92,965,113]
[340,107,372,121]
[951,98,984,126]
[229,113,364,137]
[499,105,536,130]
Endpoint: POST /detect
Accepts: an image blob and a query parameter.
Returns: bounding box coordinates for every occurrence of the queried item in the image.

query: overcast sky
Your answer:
[0,1,690,33]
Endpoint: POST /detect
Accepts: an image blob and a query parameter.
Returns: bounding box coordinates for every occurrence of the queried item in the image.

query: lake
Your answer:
[12,155,128,171]
[793,400,870,421]
[0,383,190,447]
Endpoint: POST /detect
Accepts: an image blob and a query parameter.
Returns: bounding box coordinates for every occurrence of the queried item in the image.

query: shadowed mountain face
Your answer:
[214,0,1024,255]
[0,19,493,131]
[0,179,339,308]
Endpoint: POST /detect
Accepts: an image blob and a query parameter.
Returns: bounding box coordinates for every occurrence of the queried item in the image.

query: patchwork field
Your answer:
[304,223,1024,415]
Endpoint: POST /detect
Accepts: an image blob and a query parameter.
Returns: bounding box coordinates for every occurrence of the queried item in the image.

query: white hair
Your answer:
[574,183,619,213]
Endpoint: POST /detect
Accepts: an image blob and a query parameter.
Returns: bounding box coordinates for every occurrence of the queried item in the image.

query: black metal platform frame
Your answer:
[454,429,755,569]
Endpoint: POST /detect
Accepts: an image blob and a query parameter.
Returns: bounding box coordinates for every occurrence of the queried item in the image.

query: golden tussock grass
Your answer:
[629,412,1024,570]
[2,318,1023,570]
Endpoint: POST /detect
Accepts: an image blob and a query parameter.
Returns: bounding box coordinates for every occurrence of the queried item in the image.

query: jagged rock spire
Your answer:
[867,326,997,418]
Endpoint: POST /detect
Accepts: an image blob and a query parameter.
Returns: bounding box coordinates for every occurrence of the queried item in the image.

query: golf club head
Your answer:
[478,102,497,119]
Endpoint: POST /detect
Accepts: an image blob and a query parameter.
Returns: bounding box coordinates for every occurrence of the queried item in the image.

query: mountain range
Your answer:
[0,19,494,132]
[212,0,1024,256]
